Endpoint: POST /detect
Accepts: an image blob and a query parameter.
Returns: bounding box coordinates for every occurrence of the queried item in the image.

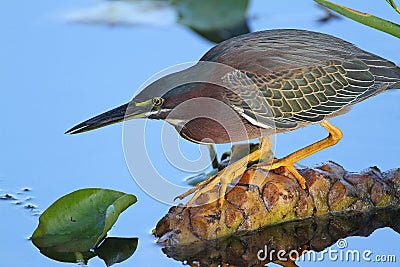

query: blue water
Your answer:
[1,0,399,266]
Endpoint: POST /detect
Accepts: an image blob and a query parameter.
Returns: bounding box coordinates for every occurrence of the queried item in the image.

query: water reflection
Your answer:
[33,236,138,266]
[160,207,400,266]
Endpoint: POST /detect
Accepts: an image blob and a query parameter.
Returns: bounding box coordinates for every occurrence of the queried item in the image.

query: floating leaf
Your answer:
[31,188,137,263]
[173,0,250,42]
[96,237,138,267]
[62,0,249,43]
[315,0,400,38]
[63,1,177,26]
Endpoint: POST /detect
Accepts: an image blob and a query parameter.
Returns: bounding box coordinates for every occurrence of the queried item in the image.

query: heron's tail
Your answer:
[65,103,128,134]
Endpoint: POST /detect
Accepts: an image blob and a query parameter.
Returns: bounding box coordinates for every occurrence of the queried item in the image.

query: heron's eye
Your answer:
[152,97,164,107]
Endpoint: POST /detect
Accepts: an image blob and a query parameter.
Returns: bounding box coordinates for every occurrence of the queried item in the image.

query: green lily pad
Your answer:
[96,237,138,266]
[31,188,137,263]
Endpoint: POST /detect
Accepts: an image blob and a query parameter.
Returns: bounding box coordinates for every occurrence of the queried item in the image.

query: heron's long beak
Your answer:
[65,101,152,134]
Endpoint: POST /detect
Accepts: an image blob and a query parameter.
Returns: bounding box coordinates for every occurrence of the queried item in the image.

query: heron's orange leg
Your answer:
[175,138,272,207]
[258,120,343,189]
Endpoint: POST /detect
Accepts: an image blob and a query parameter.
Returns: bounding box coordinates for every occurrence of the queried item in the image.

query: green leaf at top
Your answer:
[31,188,137,263]
[315,0,400,38]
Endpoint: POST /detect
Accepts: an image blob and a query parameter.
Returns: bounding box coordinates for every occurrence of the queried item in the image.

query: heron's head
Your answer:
[65,63,216,134]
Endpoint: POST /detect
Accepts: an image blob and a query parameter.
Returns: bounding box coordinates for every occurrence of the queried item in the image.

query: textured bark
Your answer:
[155,162,400,247]
[158,207,400,266]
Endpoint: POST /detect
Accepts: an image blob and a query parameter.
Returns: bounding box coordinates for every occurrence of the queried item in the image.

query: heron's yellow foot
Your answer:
[175,138,272,207]
[256,159,307,189]
[175,148,261,207]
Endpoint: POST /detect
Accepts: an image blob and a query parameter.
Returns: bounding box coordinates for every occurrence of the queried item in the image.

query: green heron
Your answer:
[66,29,400,206]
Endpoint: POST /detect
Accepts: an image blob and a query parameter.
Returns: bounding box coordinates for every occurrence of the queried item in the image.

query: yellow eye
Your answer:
[152,97,164,107]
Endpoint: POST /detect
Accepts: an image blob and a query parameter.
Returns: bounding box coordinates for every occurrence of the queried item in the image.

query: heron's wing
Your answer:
[222,59,377,129]
[201,30,359,72]
[202,30,400,129]
[202,29,400,80]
